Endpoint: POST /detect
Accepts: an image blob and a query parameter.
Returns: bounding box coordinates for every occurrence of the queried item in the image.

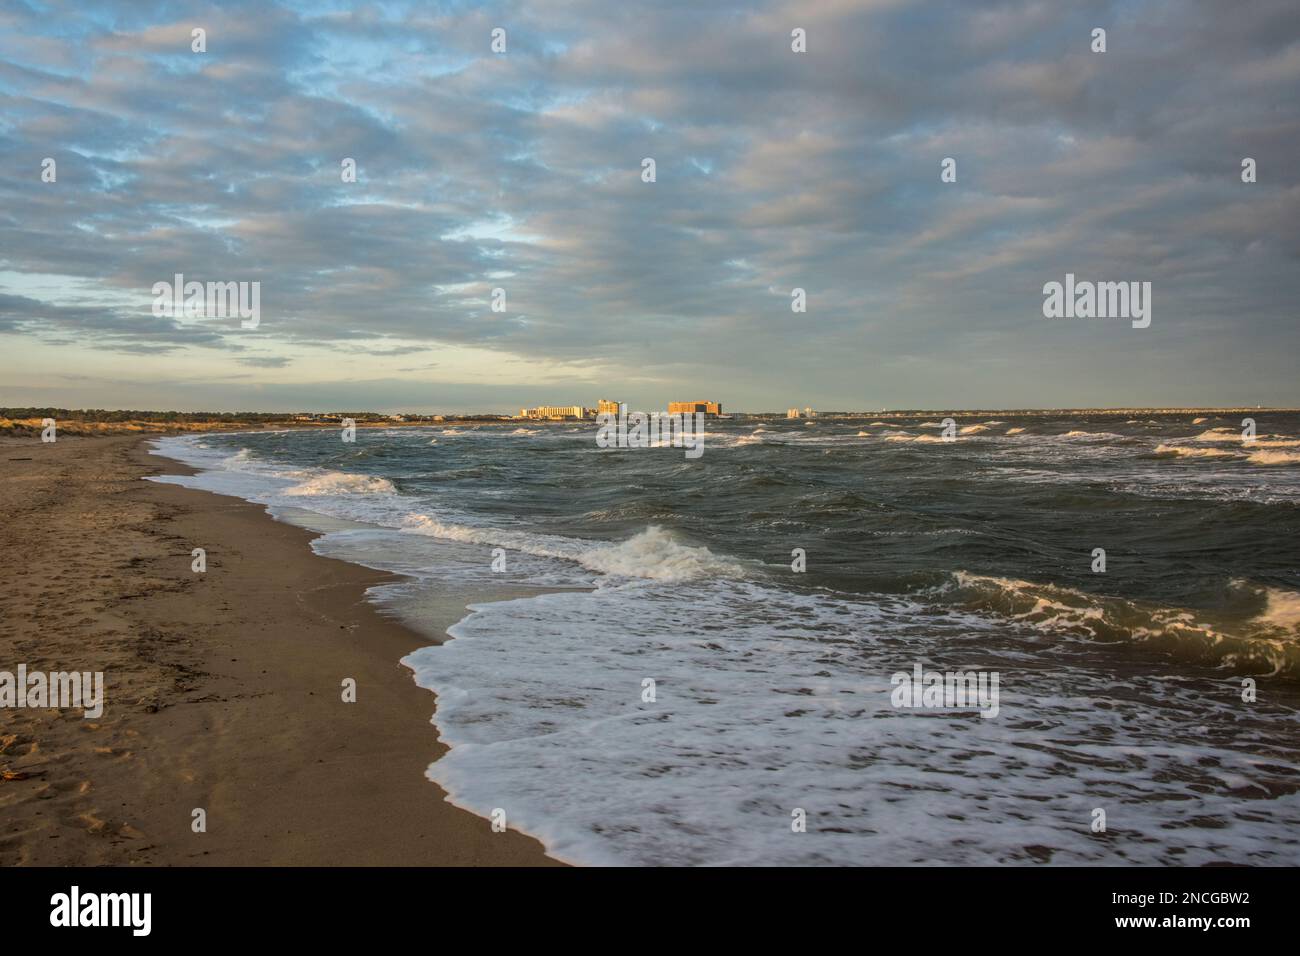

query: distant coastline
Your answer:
[4,405,1298,439]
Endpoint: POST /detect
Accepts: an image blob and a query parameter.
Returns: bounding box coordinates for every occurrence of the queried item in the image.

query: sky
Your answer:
[0,0,1297,414]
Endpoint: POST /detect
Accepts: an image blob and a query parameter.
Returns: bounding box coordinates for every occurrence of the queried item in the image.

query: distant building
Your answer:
[520,405,589,420]
[668,400,722,417]
[804,406,816,418]
[597,398,622,416]
[786,408,801,419]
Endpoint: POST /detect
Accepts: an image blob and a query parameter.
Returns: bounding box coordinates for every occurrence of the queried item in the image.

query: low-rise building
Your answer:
[520,405,589,420]
[668,400,722,417]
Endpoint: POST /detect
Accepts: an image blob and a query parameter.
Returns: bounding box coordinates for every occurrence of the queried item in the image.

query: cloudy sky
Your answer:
[1,0,1297,413]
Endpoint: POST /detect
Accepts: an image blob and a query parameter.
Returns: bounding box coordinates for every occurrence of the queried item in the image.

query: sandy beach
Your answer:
[0,434,559,866]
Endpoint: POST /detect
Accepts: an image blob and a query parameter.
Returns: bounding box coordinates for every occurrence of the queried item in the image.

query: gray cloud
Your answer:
[0,0,1297,410]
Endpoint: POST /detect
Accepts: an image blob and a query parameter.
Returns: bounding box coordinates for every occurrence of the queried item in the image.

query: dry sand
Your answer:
[0,434,560,866]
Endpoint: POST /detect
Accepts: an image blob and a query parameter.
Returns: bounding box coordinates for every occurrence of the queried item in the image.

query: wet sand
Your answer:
[0,434,561,866]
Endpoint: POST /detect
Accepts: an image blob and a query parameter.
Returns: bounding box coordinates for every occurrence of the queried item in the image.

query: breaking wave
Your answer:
[402,519,747,583]
[284,471,398,496]
[945,571,1300,676]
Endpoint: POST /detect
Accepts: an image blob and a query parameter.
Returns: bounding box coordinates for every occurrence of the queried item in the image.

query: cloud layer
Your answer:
[1,0,1298,411]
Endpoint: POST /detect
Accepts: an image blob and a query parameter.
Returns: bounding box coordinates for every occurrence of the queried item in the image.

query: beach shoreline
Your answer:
[0,433,561,866]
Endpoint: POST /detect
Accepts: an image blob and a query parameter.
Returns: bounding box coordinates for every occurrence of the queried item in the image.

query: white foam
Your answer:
[405,578,1300,866]
[1256,587,1300,630]
[947,571,1298,674]
[284,472,397,496]
[1155,444,1238,459]
[1248,449,1300,466]
[403,518,746,583]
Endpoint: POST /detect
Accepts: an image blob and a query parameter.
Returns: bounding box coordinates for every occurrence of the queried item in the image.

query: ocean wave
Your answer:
[945,571,1300,676]
[403,518,746,583]
[221,448,256,467]
[283,471,398,496]
[1258,586,1300,629]
[1154,444,1238,459]
[581,527,747,580]
[885,433,946,444]
[1060,430,1123,439]
[1247,449,1300,466]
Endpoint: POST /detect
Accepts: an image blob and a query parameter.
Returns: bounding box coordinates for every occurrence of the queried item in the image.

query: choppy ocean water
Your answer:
[149,412,1300,865]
